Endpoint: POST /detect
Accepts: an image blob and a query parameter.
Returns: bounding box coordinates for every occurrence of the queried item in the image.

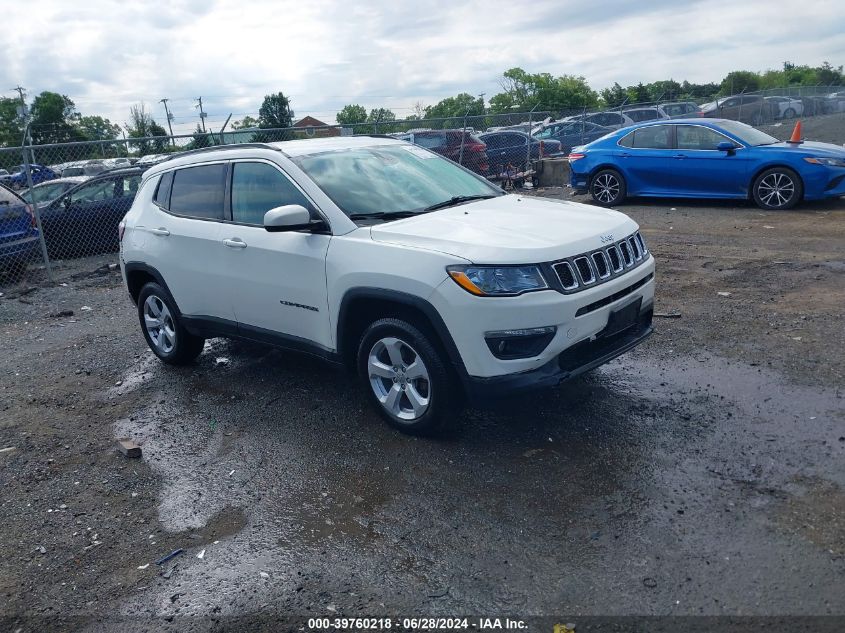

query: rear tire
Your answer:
[590,168,626,207]
[783,108,796,119]
[751,167,803,210]
[357,318,459,436]
[137,282,205,365]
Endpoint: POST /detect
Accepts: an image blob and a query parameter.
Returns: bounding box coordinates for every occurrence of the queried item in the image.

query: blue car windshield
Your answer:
[717,121,779,146]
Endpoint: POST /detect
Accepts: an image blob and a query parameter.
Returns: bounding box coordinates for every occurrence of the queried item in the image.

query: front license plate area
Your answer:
[601,297,642,338]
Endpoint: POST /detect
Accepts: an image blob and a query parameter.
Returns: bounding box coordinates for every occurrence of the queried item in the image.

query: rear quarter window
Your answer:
[154,171,174,208]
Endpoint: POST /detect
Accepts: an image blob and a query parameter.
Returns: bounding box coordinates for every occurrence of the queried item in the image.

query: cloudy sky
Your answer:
[2,0,844,134]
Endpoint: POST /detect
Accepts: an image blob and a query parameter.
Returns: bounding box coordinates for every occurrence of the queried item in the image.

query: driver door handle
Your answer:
[149,227,170,236]
[673,154,686,159]
[223,237,247,249]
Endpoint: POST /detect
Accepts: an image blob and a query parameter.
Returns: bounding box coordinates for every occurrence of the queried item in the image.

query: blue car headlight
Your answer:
[805,157,845,168]
[447,265,548,296]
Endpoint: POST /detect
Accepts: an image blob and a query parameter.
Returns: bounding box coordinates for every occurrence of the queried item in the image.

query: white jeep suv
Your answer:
[120,137,655,434]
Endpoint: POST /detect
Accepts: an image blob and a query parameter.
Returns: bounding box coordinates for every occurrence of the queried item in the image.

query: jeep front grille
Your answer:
[552,231,649,294]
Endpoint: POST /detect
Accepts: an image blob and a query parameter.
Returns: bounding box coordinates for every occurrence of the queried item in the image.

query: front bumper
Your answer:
[464,301,653,403]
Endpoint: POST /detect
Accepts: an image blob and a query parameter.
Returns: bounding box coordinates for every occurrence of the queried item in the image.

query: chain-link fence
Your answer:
[1,87,844,288]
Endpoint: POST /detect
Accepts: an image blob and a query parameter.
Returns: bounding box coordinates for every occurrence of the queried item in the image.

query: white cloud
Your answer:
[0,0,843,133]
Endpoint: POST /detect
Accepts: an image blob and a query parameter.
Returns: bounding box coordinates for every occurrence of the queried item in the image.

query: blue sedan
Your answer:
[569,119,845,209]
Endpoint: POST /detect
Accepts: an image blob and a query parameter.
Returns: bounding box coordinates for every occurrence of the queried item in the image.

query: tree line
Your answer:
[1,61,842,152]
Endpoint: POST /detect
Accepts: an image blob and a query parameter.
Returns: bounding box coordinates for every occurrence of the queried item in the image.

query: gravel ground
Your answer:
[1,193,844,632]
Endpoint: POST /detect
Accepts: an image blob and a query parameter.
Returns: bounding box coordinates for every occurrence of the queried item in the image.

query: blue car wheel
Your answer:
[751,167,803,210]
[590,168,627,207]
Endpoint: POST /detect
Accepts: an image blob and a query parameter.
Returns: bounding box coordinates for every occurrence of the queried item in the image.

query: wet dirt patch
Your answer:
[776,476,845,556]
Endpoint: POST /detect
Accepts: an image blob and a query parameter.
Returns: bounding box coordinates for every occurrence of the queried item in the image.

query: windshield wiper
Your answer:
[423,194,498,212]
[348,210,428,221]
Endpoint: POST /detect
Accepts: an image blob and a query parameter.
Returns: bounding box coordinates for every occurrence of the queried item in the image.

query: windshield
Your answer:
[291,144,501,220]
[717,121,779,146]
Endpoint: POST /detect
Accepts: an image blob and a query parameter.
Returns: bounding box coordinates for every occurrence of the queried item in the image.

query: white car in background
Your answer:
[764,96,804,119]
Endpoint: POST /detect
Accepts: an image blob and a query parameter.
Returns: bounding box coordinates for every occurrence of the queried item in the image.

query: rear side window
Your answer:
[231,162,311,225]
[169,164,226,220]
[630,125,672,149]
[154,171,173,208]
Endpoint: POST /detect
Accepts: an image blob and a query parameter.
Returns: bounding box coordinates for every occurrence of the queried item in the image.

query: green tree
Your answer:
[125,103,168,154]
[424,93,484,122]
[626,82,651,104]
[0,97,23,148]
[231,115,259,130]
[29,91,83,144]
[720,71,761,95]
[336,104,368,126]
[367,108,396,133]
[258,92,294,129]
[187,124,211,149]
[77,115,121,141]
[813,61,844,85]
[489,67,598,114]
[600,83,627,108]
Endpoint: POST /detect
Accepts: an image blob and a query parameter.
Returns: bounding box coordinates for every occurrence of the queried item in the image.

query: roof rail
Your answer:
[160,142,280,163]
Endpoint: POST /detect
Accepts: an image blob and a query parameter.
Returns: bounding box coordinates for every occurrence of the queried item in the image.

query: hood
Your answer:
[369,194,638,264]
[762,140,845,157]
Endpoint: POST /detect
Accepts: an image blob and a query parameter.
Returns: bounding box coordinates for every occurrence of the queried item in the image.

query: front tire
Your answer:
[357,318,459,435]
[752,167,803,210]
[137,282,205,365]
[590,168,626,207]
[783,107,796,119]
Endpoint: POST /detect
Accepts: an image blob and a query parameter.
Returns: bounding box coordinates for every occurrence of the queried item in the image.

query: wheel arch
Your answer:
[124,262,177,310]
[336,288,468,382]
[747,164,805,201]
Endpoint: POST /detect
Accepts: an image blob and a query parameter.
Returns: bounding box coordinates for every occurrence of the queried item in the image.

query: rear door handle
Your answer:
[673,154,686,159]
[223,238,247,249]
[149,227,170,236]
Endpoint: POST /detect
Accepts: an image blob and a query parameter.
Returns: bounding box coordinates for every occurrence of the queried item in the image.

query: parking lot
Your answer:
[1,192,843,629]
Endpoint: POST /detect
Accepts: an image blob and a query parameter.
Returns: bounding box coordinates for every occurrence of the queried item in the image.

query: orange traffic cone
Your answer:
[787,120,803,144]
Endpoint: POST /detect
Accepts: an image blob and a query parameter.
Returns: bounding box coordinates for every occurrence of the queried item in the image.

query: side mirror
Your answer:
[264,204,325,233]
[62,195,72,209]
[717,141,736,153]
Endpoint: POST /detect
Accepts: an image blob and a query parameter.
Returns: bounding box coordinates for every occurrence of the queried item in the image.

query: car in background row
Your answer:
[823,91,845,113]
[136,154,171,166]
[21,176,89,207]
[567,111,635,130]
[764,96,804,119]
[39,168,143,259]
[622,107,669,122]
[697,94,776,125]
[393,130,489,176]
[660,102,700,118]
[478,131,564,171]
[533,121,611,155]
[569,118,845,210]
[0,164,59,190]
[0,184,39,280]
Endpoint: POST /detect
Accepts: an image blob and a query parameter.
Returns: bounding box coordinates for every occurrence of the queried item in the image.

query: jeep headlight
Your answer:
[804,156,845,167]
[446,265,548,296]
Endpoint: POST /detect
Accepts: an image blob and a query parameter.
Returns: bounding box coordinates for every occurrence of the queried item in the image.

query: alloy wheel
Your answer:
[757,172,795,208]
[367,337,431,422]
[143,295,176,354]
[593,173,620,204]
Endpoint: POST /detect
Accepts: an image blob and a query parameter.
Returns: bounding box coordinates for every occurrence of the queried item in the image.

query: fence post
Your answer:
[21,123,53,282]
[458,107,470,166]
[527,103,541,174]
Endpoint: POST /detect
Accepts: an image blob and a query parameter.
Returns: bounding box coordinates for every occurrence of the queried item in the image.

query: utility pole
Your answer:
[11,85,27,113]
[195,97,207,133]
[160,98,176,145]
